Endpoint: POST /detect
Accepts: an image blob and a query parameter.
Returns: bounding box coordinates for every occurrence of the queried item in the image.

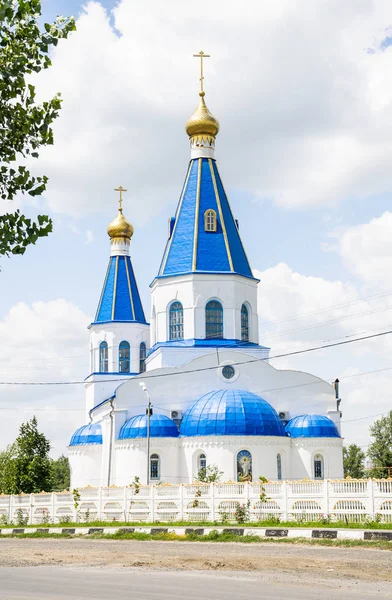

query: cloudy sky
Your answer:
[1,0,392,458]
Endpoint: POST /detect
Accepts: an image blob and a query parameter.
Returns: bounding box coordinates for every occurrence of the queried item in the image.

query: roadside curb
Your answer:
[1,526,392,541]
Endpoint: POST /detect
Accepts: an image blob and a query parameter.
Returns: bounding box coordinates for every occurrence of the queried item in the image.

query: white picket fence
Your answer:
[1,480,392,525]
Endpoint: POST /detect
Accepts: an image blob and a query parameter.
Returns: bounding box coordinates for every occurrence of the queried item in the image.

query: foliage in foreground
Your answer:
[2,517,392,530]
[0,416,70,494]
[343,444,366,479]
[367,411,392,479]
[0,0,75,257]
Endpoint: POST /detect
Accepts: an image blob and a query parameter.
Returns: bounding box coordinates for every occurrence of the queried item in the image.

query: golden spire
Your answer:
[185,50,220,143]
[107,186,134,241]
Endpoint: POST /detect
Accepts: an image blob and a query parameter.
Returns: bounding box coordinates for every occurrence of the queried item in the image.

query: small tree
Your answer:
[0,1,75,257]
[343,444,366,479]
[50,455,70,491]
[367,411,392,479]
[195,464,223,483]
[0,443,18,494]
[13,416,52,493]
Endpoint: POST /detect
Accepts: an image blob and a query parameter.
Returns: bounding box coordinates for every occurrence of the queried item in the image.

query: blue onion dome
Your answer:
[118,413,179,439]
[69,423,102,446]
[285,414,340,438]
[180,389,285,437]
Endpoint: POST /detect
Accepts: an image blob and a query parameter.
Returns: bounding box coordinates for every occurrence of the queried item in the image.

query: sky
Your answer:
[1,0,392,459]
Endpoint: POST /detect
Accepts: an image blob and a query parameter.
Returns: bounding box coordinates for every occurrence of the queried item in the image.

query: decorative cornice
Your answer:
[180,436,291,449]
[68,446,102,456]
[292,438,343,448]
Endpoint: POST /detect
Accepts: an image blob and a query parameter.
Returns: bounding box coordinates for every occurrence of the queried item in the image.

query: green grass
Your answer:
[2,519,391,529]
[4,529,392,550]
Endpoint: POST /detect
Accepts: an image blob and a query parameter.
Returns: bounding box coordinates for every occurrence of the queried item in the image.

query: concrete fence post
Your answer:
[211,483,215,522]
[51,492,55,524]
[98,487,103,521]
[150,485,155,523]
[370,479,375,518]
[179,484,184,521]
[29,494,34,525]
[282,480,288,521]
[324,479,329,516]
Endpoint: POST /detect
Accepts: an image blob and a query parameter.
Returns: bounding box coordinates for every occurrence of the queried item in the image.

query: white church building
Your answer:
[68,75,344,489]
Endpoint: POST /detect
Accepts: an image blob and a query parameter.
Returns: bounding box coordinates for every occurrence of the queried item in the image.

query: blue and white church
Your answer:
[68,78,344,488]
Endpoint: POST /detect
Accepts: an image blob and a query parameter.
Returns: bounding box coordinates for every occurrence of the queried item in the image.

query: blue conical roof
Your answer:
[94,255,146,324]
[158,158,255,279]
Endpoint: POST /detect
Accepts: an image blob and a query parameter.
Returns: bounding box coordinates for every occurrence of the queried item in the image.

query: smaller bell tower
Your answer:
[85,187,150,415]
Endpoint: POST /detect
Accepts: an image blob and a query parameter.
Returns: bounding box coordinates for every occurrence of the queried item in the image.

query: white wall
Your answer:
[150,272,259,345]
[114,439,181,486]
[85,321,149,413]
[68,445,103,489]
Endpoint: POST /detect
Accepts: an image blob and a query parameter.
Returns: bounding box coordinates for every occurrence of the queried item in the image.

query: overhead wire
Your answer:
[0,327,391,386]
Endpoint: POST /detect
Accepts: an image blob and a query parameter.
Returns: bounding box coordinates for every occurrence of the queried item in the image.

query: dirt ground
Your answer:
[0,538,391,588]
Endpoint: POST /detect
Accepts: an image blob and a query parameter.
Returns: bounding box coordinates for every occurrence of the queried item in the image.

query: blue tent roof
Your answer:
[69,423,103,446]
[94,255,146,324]
[180,389,285,437]
[285,414,340,438]
[157,158,255,280]
[118,413,179,439]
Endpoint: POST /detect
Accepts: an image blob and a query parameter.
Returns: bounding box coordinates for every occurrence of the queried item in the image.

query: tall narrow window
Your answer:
[314,454,324,480]
[169,302,184,340]
[277,454,282,480]
[205,300,223,339]
[197,453,207,475]
[204,209,217,232]
[139,342,146,373]
[150,454,160,480]
[241,304,249,341]
[119,341,130,373]
[99,341,108,373]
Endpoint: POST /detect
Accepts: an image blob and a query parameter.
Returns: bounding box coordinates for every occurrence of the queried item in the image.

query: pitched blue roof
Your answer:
[285,414,340,438]
[94,255,146,324]
[118,413,179,439]
[180,389,285,437]
[69,423,102,446]
[158,158,255,279]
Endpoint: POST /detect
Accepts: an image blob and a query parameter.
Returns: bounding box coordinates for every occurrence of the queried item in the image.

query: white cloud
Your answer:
[85,229,94,244]
[339,211,392,287]
[26,0,392,221]
[254,261,392,448]
[0,300,89,456]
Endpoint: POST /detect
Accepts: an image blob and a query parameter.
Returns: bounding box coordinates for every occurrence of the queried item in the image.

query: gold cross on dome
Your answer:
[114,186,127,211]
[193,50,210,93]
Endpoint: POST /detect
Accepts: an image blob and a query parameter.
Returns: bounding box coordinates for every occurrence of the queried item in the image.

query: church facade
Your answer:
[68,79,344,489]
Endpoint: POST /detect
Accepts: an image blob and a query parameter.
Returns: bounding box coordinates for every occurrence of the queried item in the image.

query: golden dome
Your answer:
[185,91,220,140]
[107,209,134,240]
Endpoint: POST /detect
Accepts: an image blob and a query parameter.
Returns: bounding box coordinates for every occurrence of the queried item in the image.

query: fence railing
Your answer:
[1,480,391,525]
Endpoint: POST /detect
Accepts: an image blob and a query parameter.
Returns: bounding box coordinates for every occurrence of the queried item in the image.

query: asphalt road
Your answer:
[0,568,389,600]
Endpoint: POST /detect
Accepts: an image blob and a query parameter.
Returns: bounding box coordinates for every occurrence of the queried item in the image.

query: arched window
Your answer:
[119,341,130,373]
[205,300,223,339]
[241,304,249,341]
[169,301,184,340]
[139,342,146,373]
[204,209,217,232]
[237,450,252,482]
[99,341,108,373]
[314,454,324,480]
[277,454,282,480]
[197,453,207,475]
[150,454,160,480]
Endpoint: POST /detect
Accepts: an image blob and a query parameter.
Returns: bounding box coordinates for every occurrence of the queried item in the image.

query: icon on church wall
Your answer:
[237,450,252,482]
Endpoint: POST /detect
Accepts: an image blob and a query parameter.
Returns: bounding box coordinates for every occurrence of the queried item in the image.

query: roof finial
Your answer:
[114,185,127,213]
[108,186,133,246]
[193,50,210,96]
